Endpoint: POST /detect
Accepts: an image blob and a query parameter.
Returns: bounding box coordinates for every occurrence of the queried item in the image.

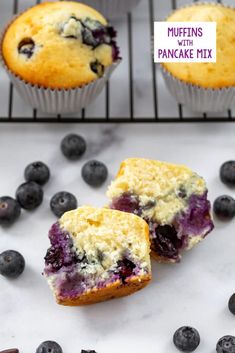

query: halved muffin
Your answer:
[107,158,214,263]
[44,206,151,306]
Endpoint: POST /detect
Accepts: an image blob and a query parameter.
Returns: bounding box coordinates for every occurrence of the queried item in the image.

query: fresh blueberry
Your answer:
[36,341,63,353]
[0,349,19,353]
[50,191,77,218]
[0,196,21,226]
[228,293,235,315]
[81,351,97,353]
[220,161,235,187]
[61,134,86,160]
[82,160,108,187]
[24,161,50,186]
[216,336,235,353]
[213,195,235,220]
[16,181,43,210]
[18,38,35,58]
[0,250,25,278]
[173,326,200,352]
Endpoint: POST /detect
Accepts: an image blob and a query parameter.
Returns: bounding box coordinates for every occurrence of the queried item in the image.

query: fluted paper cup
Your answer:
[80,0,141,17]
[0,13,121,115]
[160,2,235,113]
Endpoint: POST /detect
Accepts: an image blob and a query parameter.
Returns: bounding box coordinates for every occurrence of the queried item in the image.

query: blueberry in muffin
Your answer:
[44,206,151,305]
[107,158,214,263]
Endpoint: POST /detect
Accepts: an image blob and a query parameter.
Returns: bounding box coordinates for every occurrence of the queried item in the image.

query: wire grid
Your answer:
[0,0,234,123]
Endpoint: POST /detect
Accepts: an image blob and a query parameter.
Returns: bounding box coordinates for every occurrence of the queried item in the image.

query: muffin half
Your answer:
[107,158,214,263]
[44,206,151,306]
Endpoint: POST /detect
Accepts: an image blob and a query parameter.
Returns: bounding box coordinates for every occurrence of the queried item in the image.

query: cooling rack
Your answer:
[0,0,234,123]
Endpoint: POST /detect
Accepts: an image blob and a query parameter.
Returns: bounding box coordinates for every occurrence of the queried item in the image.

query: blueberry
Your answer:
[50,191,77,218]
[82,160,108,187]
[220,161,235,187]
[61,134,86,160]
[116,258,136,283]
[173,326,200,352]
[0,349,19,353]
[0,250,25,278]
[81,351,97,353]
[18,38,35,58]
[228,293,235,315]
[154,225,182,260]
[213,195,235,220]
[90,60,104,77]
[24,161,50,186]
[0,196,21,226]
[216,336,235,353]
[36,341,63,353]
[16,181,43,210]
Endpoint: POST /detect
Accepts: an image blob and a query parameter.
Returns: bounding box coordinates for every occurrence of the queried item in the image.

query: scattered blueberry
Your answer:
[228,293,235,315]
[220,161,235,187]
[36,341,63,353]
[24,161,50,186]
[16,181,43,210]
[0,250,25,278]
[0,349,19,353]
[81,351,97,353]
[173,326,200,352]
[18,38,35,58]
[50,191,77,218]
[0,196,21,226]
[213,195,235,220]
[61,134,86,160]
[82,160,108,187]
[216,336,235,353]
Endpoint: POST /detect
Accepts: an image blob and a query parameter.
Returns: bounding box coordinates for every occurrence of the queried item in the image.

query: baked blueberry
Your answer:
[173,326,200,352]
[18,38,35,58]
[216,336,235,353]
[36,341,63,353]
[153,225,182,260]
[213,195,235,220]
[0,250,25,278]
[117,258,136,283]
[228,293,235,315]
[24,161,50,185]
[61,134,86,160]
[90,60,104,77]
[50,191,77,217]
[0,196,21,226]
[220,161,235,187]
[16,181,43,210]
[82,160,108,187]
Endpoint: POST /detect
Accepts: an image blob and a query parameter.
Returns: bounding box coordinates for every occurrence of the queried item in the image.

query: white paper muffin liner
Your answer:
[79,0,141,18]
[160,2,235,113]
[0,11,121,115]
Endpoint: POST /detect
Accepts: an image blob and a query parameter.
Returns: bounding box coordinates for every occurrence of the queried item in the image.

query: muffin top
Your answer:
[162,4,235,89]
[2,1,119,89]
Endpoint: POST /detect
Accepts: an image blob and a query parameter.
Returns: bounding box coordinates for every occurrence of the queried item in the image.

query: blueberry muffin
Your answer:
[80,0,141,18]
[2,1,120,89]
[44,206,151,306]
[163,4,235,89]
[107,158,214,263]
[161,3,235,112]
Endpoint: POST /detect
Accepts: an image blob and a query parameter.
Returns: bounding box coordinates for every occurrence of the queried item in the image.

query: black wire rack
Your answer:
[0,0,234,123]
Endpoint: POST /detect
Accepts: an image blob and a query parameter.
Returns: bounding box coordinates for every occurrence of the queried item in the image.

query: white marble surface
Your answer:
[0,123,235,353]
